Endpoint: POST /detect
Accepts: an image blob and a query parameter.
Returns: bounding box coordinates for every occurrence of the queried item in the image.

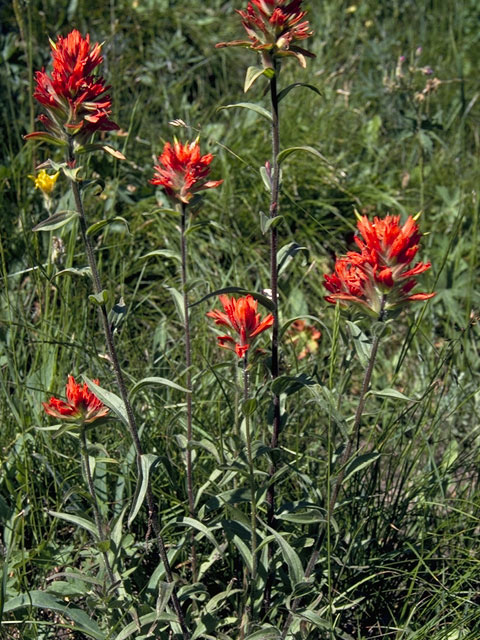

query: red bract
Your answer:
[151,139,223,204]
[207,294,274,358]
[216,0,314,67]
[324,214,435,315]
[43,375,110,424]
[26,29,118,143]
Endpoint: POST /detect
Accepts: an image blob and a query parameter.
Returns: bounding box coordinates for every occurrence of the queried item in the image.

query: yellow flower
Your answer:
[29,169,59,195]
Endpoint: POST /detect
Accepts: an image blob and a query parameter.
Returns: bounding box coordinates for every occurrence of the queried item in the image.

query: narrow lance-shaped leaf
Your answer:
[128,454,161,528]
[218,102,273,122]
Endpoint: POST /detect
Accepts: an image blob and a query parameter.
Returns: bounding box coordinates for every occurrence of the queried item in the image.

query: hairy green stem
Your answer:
[264,59,281,614]
[281,307,385,639]
[67,140,190,639]
[80,427,116,587]
[180,202,197,581]
[243,354,257,628]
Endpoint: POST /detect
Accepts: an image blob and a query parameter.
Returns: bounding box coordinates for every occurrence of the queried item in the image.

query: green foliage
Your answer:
[1,1,480,639]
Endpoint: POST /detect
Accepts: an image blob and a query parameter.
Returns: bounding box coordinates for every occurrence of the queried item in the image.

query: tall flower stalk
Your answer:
[281,212,435,637]
[216,3,315,610]
[29,30,190,639]
[43,376,116,587]
[151,138,222,581]
[207,294,273,628]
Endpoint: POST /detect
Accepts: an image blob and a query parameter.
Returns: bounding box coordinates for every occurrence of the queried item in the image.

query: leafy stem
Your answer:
[180,201,197,581]
[67,139,190,640]
[79,426,116,587]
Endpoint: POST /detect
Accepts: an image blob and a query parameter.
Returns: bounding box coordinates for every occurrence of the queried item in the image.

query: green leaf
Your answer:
[260,211,284,234]
[139,249,181,262]
[47,511,98,538]
[345,321,372,368]
[271,373,315,396]
[24,132,69,147]
[165,286,185,323]
[343,452,381,484]
[277,82,322,103]
[244,626,281,639]
[218,102,273,122]
[112,611,177,640]
[32,210,78,232]
[87,216,129,237]
[88,289,111,306]
[83,377,129,426]
[62,165,83,181]
[265,524,304,587]
[242,398,258,417]
[191,286,275,312]
[128,454,161,528]
[4,591,105,639]
[169,516,223,554]
[277,145,328,166]
[277,242,309,277]
[367,388,412,401]
[130,376,190,398]
[53,267,91,279]
[244,65,272,92]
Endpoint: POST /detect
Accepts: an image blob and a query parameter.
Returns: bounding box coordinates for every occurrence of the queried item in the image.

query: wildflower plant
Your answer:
[26,29,118,148]
[28,29,189,638]
[151,136,222,581]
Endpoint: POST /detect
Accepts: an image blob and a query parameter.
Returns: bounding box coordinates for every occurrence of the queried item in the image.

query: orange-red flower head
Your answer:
[216,0,314,68]
[26,29,118,144]
[43,375,110,424]
[207,294,274,358]
[151,139,223,205]
[324,214,435,316]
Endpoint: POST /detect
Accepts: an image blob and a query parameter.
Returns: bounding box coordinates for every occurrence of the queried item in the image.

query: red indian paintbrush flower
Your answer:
[43,375,110,424]
[207,294,274,358]
[26,29,118,144]
[216,0,314,68]
[151,139,223,205]
[324,214,435,315]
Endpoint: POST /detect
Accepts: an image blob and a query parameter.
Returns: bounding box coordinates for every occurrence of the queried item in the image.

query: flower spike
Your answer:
[207,294,274,358]
[151,139,222,204]
[216,0,315,68]
[43,375,110,425]
[324,214,435,316]
[26,29,118,145]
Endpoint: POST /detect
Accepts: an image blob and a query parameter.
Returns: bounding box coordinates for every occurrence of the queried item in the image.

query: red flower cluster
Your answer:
[324,214,435,315]
[207,294,274,358]
[151,139,223,205]
[27,29,118,144]
[43,375,110,424]
[216,0,314,67]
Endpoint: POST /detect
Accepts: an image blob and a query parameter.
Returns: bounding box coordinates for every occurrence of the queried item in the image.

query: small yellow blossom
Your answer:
[29,170,60,195]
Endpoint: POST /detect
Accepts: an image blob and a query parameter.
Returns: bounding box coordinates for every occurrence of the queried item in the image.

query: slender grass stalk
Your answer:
[264,56,281,614]
[242,354,257,625]
[67,139,190,639]
[180,201,197,581]
[281,303,385,639]
[79,427,116,587]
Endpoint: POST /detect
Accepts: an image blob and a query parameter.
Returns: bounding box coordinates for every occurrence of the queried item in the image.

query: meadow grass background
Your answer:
[1,0,480,638]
